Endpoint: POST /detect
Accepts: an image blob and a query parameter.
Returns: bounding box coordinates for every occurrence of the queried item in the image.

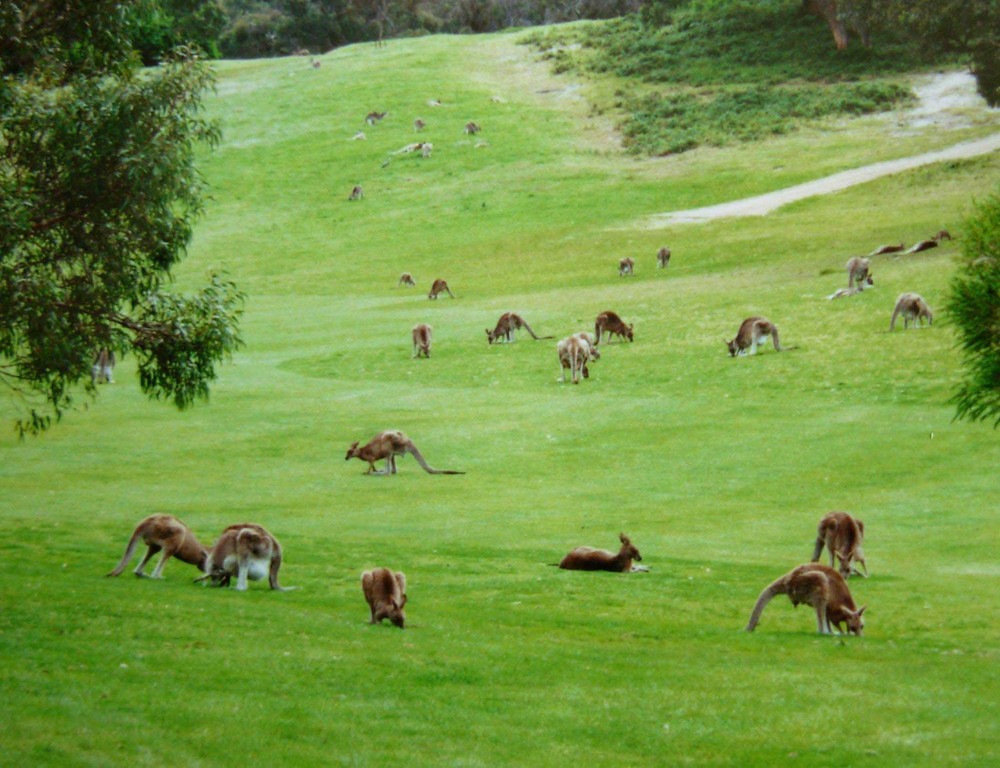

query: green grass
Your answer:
[3,27,1000,767]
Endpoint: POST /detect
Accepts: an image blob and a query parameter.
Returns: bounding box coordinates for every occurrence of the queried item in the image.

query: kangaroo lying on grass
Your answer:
[745,563,865,635]
[346,430,465,475]
[558,533,643,572]
[362,568,407,628]
[106,514,209,579]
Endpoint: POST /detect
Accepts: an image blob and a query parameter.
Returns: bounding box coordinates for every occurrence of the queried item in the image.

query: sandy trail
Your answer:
[648,132,1000,227]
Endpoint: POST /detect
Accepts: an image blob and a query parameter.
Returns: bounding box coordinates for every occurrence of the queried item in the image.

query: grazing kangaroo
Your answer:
[427,279,454,299]
[106,514,209,579]
[413,119,425,131]
[91,348,116,384]
[348,185,364,201]
[486,312,551,344]
[933,229,952,241]
[362,568,407,628]
[365,111,387,125]
[557,333,598,384]
[845,256,873,290]
[412,323,432,358]
[745,563,866,635]
[559,533,642,572]
[811,511,867,579]
[618,257,634,276]
[657,246,671,269]
[594,310,634,344]
[868,242,905,256]
[197,523,293,591]
[397,272,416,287]
[464,121,481,134]
[890,292,933,330]
[726,317,781,356]
[346,430,465,475]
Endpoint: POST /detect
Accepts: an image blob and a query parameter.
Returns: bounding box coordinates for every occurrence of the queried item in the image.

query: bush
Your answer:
[947,188,1000,426]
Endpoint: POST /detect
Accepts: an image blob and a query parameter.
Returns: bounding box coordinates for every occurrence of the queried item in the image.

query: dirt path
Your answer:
[648,132,1000,227]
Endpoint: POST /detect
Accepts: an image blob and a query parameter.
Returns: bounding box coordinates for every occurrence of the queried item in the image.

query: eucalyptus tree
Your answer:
[1,1,243,435]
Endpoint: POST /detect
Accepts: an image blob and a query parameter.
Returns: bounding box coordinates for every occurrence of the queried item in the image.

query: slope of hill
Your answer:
[2,28,999,766]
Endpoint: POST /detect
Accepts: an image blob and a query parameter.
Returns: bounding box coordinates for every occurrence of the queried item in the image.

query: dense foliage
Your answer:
[0,2,244,435]
[948,188,1000,427]
[525,1,930,155]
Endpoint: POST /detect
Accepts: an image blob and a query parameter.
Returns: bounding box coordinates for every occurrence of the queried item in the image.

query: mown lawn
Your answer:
[2,29,998,767]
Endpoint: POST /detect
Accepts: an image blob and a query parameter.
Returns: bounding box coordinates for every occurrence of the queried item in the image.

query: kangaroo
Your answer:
[890,292,933,330]
[412,323,432,358]
[346,430,465,475]
[745,563,866,635]
[106,514,209,579]
[868,242,905,256]
[365,111,387,125]
[486,312,552,344]
[91,348,116,384]
[657,247,671,269]
[464,121,481,134]
[413,119,425,131]
[905,239,938,254]
[845,256,873,290]
[197,523,293,591]
[811,511,867,579]
[726,317,781,356]
[618,257,634,276]
[827,286,863,300]
[397,272,416,287]
[362,568,407,628]
[427,279,454,299]
[348,185,364,201]
[558,533,642,572]
[933,229,952,241]
[594,310,634,344]
[557,333,597,384]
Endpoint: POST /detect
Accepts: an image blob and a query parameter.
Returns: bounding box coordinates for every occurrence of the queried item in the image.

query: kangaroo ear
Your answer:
[400,593,408,608]
[857,605,866,617]
[619,532,629,544]
[349,441,359,450]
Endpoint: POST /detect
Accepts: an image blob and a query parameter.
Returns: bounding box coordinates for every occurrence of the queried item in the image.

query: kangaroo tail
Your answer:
[106,527,144,577]
[771,326,782,351]
[889,305,901,331]
[810,535,825,563]
[407,444,465,475]
[522,321,541,340]
[745,578,786,632]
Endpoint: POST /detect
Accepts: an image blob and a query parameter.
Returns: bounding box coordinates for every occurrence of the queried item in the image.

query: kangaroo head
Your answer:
[725,338,738,356]
[845,605,865,636]
[619,533,641,562]
[345,442,360,460]
[388,595,407,628]
[486,328,495,344]
[626,324,634,341]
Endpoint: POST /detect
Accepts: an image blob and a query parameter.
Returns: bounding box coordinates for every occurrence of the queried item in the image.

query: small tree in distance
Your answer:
[947,188,1000,428]
[0,1,244,436]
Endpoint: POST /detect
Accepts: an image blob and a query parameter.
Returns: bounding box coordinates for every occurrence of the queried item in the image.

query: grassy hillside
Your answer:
[2,27,999,767]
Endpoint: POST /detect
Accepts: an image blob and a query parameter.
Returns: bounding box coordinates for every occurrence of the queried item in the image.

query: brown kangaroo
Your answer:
[428,279,454,299]
[868,242,904,256]
[558,533,642,572]
[745,563,865,635]
[362,568,407,628]
[346,430,465,475]
[594,310,634,344]
[889,292,933,330]
[397,272,416,287]
[811,511,867,579]
[657,247,671,269]
[91,348,116,384]
[726,317,781,356]
[196,523,294,591]
[106,514,209,579]
[412,323,432,358]
[486,312,551,344]
[618,257,634,276]
[845,256,873,290]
